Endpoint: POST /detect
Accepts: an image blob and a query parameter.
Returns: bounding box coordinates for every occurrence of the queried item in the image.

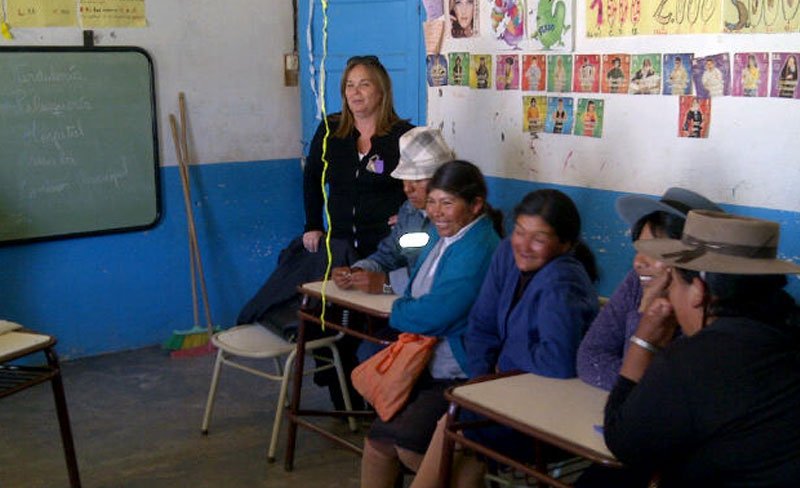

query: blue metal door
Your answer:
[297,0,426,153]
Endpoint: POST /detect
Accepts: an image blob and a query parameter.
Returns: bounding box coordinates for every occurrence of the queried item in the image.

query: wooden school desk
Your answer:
[440,372,622,488]
[284,280,397,471]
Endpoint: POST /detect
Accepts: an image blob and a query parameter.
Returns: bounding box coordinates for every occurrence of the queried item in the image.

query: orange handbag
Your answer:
[351,332,438,422]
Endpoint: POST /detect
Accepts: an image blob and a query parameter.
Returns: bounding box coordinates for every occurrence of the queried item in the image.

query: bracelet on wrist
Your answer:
[629,335,661,354]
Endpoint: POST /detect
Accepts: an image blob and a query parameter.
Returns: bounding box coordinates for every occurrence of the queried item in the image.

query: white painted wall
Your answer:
[3,0,301,166]
[429,2,800,211]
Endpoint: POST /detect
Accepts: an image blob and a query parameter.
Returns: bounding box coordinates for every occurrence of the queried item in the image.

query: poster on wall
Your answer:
[491,0,525,48]
[496,54,520,90]
[547,54,573,92]
[427,55,449,86]
[8,0,77,26]
[523,95,547,132]
[544,96,574,134]
[447,0,479,38]
[573,54,600,93]
[470,54,493,89]
[731,52,768,97]
[585,0,722,37]
[527,0,574,51]
[692,53,730,98]
[522,55,547,91]
[662,53,693,95]
[449,52,470,86]
[770,52,799,99]
[601,54,630,94]
[79,0,147,28]
[723,0,800,34]
[629,54,661,95]
[574,98,604,138]
[679,96,711,138]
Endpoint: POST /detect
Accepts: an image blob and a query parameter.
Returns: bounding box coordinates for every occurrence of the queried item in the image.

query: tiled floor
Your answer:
[0,346,366,488]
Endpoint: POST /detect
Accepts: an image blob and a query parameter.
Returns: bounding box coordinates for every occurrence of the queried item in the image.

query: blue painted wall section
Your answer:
[0,159,304,359]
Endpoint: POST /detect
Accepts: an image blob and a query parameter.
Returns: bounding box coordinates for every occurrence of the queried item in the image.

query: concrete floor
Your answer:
[0,346,366,488]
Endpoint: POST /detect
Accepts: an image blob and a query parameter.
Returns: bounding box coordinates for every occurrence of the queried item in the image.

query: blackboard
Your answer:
[0,47,160,244]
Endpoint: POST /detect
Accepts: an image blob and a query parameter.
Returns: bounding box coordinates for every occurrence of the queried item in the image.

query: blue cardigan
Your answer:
[389,215,500,372]
[466,239,599,379]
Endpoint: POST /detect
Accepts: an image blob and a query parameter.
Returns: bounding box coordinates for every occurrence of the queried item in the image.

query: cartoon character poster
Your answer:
[574,98,604,138]
[522,55,546,91]
[573,54,600,93]
[770,52,800,99]
[528,0,574,51]
[731,52,768,97]
[692,53,730,98]
[496,54,520,90]
[601,54,630,94]
[547,54,572,92]
[662,53,693,95]
[523,95,547,132]
[544,96,574,134]
[490,0,525,48]
[470,54,493,89]
[678,96,711,138]
[449,52,470,86]
[448,0,479,38]
[426,55,448,87]
[629,54,661,95]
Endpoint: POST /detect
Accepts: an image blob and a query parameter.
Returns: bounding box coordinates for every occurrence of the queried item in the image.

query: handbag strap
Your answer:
[374,333,436,374]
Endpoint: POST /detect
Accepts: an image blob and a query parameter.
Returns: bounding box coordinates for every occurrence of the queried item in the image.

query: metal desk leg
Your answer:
[438,401,460,487]
[46,348,82,488]
[284,314,308,471]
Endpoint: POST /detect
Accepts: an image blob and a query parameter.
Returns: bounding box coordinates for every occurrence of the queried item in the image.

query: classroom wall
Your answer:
[0,1,306,358]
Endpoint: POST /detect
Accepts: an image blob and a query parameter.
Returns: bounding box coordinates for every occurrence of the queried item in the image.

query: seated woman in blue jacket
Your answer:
[360,160,503,488]
[409,189,600,488]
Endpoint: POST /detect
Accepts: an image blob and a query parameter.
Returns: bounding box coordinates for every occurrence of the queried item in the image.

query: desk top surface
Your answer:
[300,281,397,317]
[451,373,615,461]
[0,331,52,362]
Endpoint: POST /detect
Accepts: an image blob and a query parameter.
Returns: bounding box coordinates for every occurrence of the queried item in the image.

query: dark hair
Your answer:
[631,211,686,241]
[334,55,401,138]
[675,269,797,327]
[428,160,504,237]
[513,189,597,282]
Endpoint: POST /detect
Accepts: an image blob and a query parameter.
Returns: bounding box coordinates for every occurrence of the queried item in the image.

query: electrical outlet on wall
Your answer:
[284,52,298,87]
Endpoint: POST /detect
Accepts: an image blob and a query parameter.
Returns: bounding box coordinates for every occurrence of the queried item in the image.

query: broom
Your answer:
[163,93,218,355]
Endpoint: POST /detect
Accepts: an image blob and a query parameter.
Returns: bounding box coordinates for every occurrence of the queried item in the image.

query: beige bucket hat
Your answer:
[635,210,800,274]
[391,127,455,180]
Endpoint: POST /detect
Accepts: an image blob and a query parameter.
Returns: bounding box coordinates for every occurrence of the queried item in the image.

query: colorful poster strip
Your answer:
[586,0,724,37]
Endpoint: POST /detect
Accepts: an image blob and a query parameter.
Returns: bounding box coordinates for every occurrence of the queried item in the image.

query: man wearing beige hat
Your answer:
[333,126,455,294]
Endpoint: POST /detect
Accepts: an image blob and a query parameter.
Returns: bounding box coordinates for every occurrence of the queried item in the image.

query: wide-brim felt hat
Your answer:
[635,210,800,274]
[391,127,455,180]
[616,187,723,227]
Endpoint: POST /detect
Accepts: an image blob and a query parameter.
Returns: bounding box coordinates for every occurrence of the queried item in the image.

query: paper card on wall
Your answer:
[573,54,600,93]
[731,52,768,97]
[424,19,446,54]
[423,0,444,19]
[523,95,547,132]
[528,0,574,51]
[547,54,572,92]
[490,0,525,48]
[723,0,800,34]
[470,54,492,89]
[662,53,693,95]
[587,0,722,37]
[678,96,710,138]
[522,55,546,91]
[692,53,730,98]
[427,55,449,86]
[770,52,800,99]
[8,0,77,27]
[601,54,630,94]
[544,96,573,134]
[574,98,604,138]
[448,0,479,38]
[629,54,661,95]
[79,0,146,28]
[449,52,470,86]
[496,54,520,90]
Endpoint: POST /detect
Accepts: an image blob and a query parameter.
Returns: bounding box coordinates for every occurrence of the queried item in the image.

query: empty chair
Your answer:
[201,324,356,461]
